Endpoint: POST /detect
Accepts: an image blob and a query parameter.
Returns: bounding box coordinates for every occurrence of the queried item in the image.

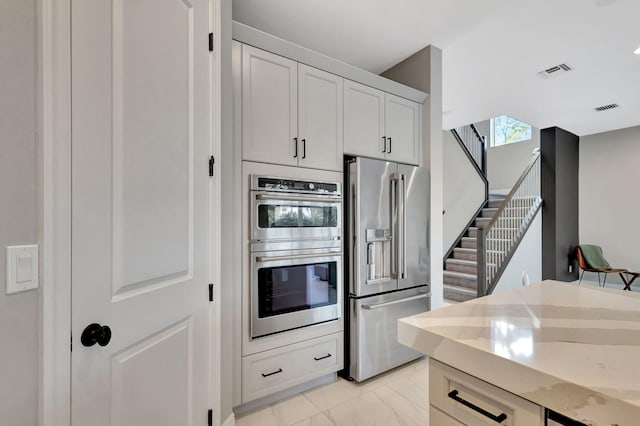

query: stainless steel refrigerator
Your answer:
[344,156,431,382]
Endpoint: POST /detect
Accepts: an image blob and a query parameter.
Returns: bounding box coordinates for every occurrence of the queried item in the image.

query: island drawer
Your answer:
[430,358,544,425]
[241,332,343,402]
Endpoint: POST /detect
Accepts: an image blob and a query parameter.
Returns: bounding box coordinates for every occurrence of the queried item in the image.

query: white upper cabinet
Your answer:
[241,45,343,172]
[344,80,422,165]
[242,45,298,166]
[297,64,344,171]
[343,80,385,159]
[384,93,421,165]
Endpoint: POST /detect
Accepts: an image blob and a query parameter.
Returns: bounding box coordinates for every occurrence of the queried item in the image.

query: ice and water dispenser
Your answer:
[366,228,391,283]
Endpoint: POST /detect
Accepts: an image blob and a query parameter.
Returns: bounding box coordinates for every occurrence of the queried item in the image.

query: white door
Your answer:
[71,0,211,425]
[297,64,343,171]
[343,80,385,159]
[384,94,421,165]
[242,45,298,166]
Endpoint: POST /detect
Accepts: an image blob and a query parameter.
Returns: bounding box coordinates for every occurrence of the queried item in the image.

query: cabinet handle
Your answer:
[382,136,387,153]
[447,390,507,423]
[261,368,283,378]
[293,137,298,158]
[302,139,306,159]
[388,137,392,154]
[313,353,332,361]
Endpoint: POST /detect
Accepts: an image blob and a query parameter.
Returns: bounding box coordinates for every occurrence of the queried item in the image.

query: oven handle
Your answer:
[361,292,430,310]
[255,194,342,203]
[255,252,341,262]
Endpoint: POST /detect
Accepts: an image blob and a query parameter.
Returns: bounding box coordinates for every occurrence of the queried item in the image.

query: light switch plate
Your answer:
[6,245,39,294]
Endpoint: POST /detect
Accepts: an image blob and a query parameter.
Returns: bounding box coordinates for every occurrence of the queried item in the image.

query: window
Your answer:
[491,115,532,147]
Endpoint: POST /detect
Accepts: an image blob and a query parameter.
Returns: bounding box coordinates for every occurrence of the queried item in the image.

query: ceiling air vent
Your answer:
[538,63,573,79]
[595,103,619,112]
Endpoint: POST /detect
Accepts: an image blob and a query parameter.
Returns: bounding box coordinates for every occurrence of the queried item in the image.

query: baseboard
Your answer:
[233,373,336,418]
[222,412,235,426]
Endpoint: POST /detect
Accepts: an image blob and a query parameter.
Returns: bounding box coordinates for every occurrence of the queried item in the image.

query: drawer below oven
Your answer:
[241,332,343,403]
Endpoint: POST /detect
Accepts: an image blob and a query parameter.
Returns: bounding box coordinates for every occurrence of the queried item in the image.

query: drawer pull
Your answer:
[313,353,332,361]
[447,390,507,423]
[261,368,283,378]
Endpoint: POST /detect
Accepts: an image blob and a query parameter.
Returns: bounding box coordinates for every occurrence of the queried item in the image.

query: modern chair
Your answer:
[575,245,628,287]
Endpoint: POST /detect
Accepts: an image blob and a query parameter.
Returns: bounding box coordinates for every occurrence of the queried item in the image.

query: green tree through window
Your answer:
[492,115,532,146]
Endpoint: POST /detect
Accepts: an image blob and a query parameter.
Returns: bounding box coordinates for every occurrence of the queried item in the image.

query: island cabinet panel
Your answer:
[242,45,298,167]
[430,359,544,426]
[430,406,464,425]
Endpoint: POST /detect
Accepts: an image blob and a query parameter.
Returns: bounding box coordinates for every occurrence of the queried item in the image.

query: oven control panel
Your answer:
[252,175,341,196]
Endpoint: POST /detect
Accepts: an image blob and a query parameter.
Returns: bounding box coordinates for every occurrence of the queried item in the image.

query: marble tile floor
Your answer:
[236,357,430,426]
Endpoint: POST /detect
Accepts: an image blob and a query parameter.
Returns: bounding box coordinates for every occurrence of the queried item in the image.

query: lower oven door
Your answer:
[251,249,342,338]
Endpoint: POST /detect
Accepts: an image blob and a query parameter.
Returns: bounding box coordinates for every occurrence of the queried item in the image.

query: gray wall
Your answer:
[442,130,485,252]
[380,46,445,308]
[541,127,580,282]
[580,126,640,279]
[0,0,39,424]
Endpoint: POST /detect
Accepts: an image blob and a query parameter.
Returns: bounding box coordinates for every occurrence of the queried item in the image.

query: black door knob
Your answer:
[81,323,112,347]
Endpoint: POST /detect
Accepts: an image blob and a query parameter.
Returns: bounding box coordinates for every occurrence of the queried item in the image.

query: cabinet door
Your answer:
[298,65,343,171]
[384,93,421,165]
[242,45,298,166]
[343,80,385,159]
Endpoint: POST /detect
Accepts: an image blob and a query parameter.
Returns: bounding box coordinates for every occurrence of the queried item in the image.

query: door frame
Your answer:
[40,0,71,424]
[39,0,222,425]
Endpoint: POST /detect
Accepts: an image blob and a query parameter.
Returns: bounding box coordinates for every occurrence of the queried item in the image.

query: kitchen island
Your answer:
[398,280,640,425]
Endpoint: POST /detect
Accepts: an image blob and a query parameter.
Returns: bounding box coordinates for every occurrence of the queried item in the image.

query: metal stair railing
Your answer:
[444,124,489,265]
[476,150,542,297]
[452,123,487,175]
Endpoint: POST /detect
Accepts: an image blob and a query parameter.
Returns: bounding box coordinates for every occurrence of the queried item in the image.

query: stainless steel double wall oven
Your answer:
[249,175,342,338]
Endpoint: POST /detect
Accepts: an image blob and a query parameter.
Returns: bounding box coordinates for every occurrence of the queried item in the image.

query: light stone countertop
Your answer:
[398,280,640,426]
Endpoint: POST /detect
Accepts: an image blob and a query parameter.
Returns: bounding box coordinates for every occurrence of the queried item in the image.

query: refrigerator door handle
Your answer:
[399,173,407,279]
[390,173,400,279]
[361,292,430,310]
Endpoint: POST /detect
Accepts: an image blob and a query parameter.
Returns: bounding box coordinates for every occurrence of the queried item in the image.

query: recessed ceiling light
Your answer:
[635,47,640,55]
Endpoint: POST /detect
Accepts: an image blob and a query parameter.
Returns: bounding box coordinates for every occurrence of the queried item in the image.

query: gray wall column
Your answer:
[540,127,579,281]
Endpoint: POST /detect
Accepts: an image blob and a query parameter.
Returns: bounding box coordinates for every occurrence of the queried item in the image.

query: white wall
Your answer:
[493,212,542,293]
[0,0,39,424]
[473,119,540,193]
[220,0,236,421]
[580,126,640,278]
[488,137,539,193]
[442,130,485,251]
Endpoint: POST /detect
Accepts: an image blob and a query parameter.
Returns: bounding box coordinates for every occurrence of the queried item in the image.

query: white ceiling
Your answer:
[233,0,640,136]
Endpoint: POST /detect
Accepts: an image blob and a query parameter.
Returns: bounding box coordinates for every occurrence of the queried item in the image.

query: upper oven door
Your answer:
[251,192,342,242]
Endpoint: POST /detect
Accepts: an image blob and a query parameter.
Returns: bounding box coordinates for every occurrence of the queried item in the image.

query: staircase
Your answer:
[444,197,503,302]
[444,124,542,303]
